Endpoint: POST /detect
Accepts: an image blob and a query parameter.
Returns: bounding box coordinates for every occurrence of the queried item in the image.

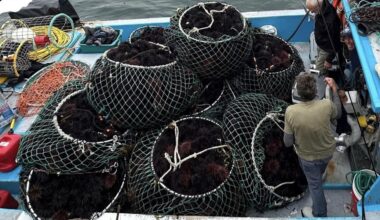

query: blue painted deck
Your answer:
[0,166,21,195]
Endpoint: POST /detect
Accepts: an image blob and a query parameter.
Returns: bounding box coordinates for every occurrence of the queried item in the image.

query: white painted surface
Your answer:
[0,209,33,220]
[0,0,32,14]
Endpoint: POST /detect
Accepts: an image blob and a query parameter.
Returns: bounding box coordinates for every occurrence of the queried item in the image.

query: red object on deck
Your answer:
[351,191,360,216]
[0,190,18,209]
[0,133,21,172]
[34,35,50,46]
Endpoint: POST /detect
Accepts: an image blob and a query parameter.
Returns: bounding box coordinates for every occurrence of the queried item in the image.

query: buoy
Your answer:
[11,27,35,42]
[34,35,50,47]
[260,25,278,36]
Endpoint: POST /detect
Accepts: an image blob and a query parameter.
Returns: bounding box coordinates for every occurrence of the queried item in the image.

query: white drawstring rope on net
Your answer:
[159,120,229,182]
[251,112,295,193]
[188,3,230,35]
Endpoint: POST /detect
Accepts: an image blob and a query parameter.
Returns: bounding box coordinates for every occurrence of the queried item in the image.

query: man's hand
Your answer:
[324,61,333,69]
[324,77,338,93]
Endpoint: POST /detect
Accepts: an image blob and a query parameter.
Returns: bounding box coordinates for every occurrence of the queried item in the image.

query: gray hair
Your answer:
[306,0,323,12]
[296,72,317,101]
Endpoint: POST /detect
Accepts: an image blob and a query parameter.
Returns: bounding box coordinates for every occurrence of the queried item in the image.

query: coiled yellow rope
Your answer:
[28,26,71,62]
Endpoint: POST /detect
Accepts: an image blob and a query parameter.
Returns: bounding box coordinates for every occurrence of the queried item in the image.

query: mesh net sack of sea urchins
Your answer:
[17,87,134,174]
[86,40,202,129]
[164,2,253,80]
[19,159,127,220]
[128,117,246,216]
[183,80,238,119]
[223,93,307,211]
[29,77,89,124]
[232,33,304,101]
[130,26,166,45]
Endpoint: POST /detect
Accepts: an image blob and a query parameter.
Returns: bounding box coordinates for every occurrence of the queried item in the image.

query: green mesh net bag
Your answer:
[128,117,246,216]
[17,81,135,174]
[86,48,202,129]
[165,2,253,80]
[19,158,127,220]
[232,33,305,101]
[223,93,307,211]
[184,80,238,120]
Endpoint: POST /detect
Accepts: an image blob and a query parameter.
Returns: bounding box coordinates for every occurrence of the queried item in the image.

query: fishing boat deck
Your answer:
[0,40,356,219]
[0,7,379,219]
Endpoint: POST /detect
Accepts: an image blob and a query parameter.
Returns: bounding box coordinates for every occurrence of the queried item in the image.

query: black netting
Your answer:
[130,26,166,45]
[184,80,238,120]
[17,81,136,174]
[0,39,32,77]
[127,117,246,216]
[19,159,127,220]
[223,93,307,211]
[232,33,305,101]
[165,2,253,80]
[86,51,201,129]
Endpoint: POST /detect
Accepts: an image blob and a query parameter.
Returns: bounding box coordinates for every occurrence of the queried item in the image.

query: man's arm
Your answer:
[325,77,342,119]
[283,132,295,147]
[283,109,294,147]
[332,90,342,119]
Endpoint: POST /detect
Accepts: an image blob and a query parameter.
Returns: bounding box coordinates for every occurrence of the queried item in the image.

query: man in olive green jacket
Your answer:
[283,73,341,217]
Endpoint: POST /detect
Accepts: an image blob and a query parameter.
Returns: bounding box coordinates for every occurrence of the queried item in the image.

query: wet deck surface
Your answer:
[246,189,354,218]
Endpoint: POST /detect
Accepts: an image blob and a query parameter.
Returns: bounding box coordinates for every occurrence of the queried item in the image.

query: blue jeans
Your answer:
[299,156,332,217]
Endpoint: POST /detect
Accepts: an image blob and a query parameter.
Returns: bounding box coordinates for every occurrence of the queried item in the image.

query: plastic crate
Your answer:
[79,29,122,53]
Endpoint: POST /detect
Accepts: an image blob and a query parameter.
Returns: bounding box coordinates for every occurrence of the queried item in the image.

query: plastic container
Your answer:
[351,169,377,216]
[79,29,122,53]
[0,93,14,130]
[0,133,21,172]
[0,190,18,209]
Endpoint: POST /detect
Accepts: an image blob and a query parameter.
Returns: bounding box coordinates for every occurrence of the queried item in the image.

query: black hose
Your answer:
[286,10,310,42]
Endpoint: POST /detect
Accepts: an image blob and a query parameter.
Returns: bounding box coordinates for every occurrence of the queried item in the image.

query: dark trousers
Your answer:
[299,156,332,217]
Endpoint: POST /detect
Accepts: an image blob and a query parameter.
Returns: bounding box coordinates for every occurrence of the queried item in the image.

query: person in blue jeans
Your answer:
[283,73,341,217]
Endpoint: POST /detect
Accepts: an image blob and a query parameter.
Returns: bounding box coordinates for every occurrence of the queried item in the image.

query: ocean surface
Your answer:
[1,0,304,21]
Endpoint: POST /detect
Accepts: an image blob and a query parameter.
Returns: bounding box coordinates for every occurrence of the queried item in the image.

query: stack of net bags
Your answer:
[128,25,240,120]
[223,93,307,210]
[232,32,305,101]
[86,43,201,129]
[17,62,129,219]
[163,2,252,119]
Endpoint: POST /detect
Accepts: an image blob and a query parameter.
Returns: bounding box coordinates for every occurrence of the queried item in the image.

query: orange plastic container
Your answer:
[0,133,21,172]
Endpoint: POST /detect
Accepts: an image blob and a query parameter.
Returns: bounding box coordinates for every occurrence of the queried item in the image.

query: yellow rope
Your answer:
[13,40,29,77]
[28,26,71,62]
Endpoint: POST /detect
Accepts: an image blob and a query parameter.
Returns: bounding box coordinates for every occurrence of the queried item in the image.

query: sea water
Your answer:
[0,0,303,21]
